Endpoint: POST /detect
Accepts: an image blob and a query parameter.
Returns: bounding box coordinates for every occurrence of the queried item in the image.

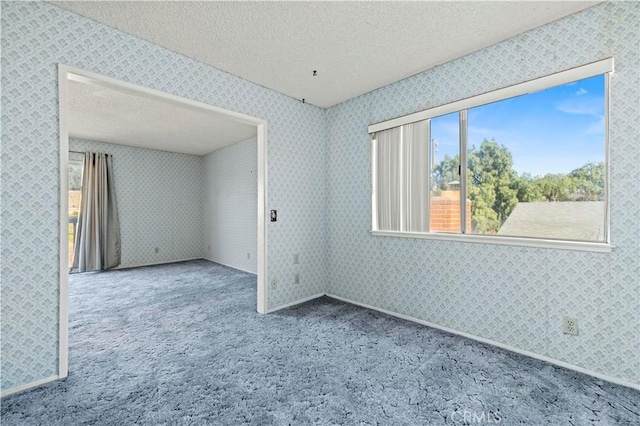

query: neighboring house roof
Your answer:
[497,201,605,241]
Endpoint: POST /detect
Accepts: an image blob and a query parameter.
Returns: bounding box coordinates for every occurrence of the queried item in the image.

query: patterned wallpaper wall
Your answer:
[1,0,637,394]
[203,137,258,274]
[69,139,204,268]
[326,2,639,385]
[1,2,328,392]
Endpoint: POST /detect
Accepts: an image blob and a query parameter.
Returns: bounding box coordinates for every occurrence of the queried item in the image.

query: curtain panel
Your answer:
[73,152,121,272]
[374,120,430,233]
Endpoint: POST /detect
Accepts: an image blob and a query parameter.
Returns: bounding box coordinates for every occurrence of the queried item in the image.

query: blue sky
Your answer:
[430,75,605,177]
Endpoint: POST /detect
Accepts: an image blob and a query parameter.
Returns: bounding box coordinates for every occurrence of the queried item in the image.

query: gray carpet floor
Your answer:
[1,259,638,425]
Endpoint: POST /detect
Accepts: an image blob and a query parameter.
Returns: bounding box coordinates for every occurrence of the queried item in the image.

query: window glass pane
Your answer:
[68,158,83,267]
[466,75,605,241]
[430,112,462,233]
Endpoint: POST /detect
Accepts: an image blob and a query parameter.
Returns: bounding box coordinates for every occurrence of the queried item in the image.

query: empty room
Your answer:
[1,1,638,425]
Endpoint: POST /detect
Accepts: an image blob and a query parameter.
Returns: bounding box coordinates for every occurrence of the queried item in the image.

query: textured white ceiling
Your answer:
[52,1,600,108]
[68,79,256,156]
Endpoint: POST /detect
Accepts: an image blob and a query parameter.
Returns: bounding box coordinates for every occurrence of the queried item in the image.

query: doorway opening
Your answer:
[58,65,268,379]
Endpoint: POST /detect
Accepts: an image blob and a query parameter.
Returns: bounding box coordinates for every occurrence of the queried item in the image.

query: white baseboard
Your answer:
[1,375,59,398]
[325,293,640,391]
[113,257,203,270]
[203,257,257,275]
[267,293,325,313]
[6,294,637,399]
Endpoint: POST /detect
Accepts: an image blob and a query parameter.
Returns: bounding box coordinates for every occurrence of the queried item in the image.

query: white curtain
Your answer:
[73,152,121,272]
[374,120,429,232]
[376,127,402,231]
[402,121,430,232]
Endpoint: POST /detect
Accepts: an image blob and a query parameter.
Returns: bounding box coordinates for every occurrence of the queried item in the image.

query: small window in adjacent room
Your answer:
[370,59,612,249]
[68,153,84,268]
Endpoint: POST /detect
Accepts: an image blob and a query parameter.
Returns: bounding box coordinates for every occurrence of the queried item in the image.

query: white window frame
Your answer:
[369,58,613,253]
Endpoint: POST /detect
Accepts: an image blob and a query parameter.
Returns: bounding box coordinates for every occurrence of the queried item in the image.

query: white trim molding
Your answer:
[0,376,60,398]
[325,294,640,391]
[256,122,268,315]
[369,58,614,251]
[112,258,205,271]
[57,66,70,380]
[371,230,613,253]
[368,58,614,133]
[58,64,269,386]
[202,257,257,276]
[266,293,325,313]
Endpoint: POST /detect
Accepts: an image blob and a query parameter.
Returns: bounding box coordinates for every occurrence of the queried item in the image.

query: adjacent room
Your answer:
[1,1,638,425]
[64,75,260,279]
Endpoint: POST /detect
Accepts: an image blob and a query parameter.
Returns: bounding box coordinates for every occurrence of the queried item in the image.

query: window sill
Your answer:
[370,230,613,253]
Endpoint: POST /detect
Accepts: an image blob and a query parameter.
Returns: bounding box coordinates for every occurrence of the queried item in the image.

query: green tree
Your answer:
[467,139,519,233]
[432,154,459,192]
[534,173,572,201]
[431,140,604,235]
[68,165,83,190]
[568,162,605,201]
[513,173,544,202]
[467,181,501,233]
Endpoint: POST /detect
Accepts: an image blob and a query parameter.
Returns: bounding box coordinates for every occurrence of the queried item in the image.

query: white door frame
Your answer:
[57,64,268,379]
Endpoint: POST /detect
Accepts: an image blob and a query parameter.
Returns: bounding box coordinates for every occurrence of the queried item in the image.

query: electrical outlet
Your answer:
[208,245,210,251]
[247,252,250,260]
[294,273,300,284]
[293,254,299,264]
[562,317,578,335]
[154,247,159,254]
[271,279,278,290]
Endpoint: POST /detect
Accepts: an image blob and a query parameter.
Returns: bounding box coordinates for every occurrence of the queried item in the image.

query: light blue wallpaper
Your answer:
[1,2,328,391]
[1,0,638,394]
[203,137,257,274]
[69,139,204,268]
[326,2,639,385]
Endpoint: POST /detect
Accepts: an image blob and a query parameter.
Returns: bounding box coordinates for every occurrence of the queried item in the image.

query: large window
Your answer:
[370,59,612,250]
